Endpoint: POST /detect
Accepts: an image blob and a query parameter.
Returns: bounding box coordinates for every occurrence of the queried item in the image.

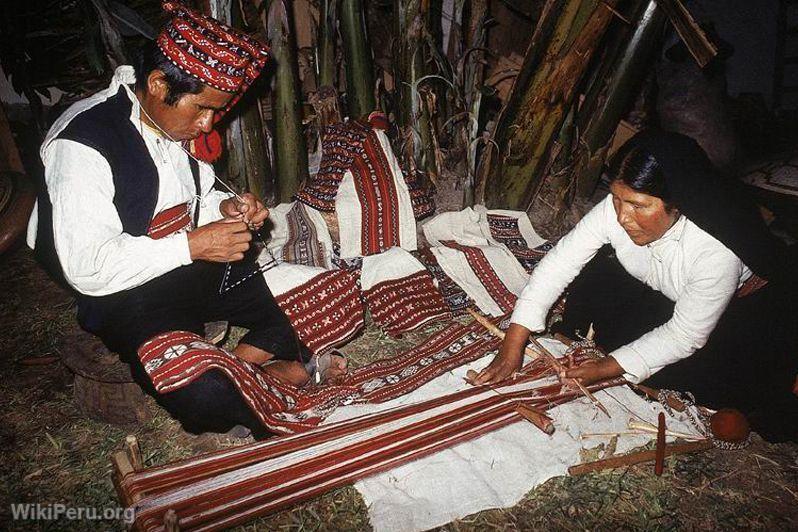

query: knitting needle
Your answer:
[466,309,611,419]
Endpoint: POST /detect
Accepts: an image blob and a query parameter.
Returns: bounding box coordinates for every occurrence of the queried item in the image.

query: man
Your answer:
[27,2,343,438]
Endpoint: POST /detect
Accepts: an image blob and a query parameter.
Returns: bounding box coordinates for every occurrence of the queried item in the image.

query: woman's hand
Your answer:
[471,323,531,385]
[564,356,624,386]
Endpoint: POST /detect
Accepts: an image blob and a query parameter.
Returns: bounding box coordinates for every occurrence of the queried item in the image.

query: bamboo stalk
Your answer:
[261,0,309,202]
[340,0,376,118]
[483,0,621,210]
[317,0,337,88]
[466,309,611,418]
[654,0,717,68]
[568,439,712,475]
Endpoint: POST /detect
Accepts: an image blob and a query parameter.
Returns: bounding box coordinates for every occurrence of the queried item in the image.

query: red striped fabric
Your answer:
[441,241,518,313]
[363,270,450,336]
[137,331,357,434]
[147,203,192,240]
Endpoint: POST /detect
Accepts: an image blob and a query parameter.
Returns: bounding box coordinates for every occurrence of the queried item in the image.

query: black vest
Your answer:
[36,86,198,332]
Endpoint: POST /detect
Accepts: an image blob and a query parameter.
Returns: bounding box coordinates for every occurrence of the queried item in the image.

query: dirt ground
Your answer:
[1,245,797,531]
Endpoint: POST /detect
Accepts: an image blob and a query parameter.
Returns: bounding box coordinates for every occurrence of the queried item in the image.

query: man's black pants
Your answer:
[86,257,310,438]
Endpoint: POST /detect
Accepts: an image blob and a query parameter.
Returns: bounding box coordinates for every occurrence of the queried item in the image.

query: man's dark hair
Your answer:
[611,145,673,207]
[134,40,204,105]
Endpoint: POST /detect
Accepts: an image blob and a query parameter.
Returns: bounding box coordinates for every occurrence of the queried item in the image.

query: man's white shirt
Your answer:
[27,66,231,297]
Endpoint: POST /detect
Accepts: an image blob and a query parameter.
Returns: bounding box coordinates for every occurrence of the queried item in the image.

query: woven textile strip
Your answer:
[362,271,450,336]
[297,122,401,255]
[273,270,364,356]
[413,248,472,312]
[441,240,518,314]
[296,121,435,220]
[486,213,554,273]
[136,319,500,437]
[281,202,328,267]
[353,128,402,254]
[138,331,357,434]
[122,345,624,531]
[404,168,436,220]
[146,203,193,240]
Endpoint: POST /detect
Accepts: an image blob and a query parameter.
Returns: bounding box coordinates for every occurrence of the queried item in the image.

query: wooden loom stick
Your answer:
[467,309,611,418]
[516,404,555,435]
[568,439,713,476]
[654,412,666,476]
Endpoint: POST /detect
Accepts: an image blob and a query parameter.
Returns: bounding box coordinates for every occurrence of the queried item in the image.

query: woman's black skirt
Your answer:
[552,246,798,442]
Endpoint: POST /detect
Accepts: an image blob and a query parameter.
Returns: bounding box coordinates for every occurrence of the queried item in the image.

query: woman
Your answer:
[474,130,798,442]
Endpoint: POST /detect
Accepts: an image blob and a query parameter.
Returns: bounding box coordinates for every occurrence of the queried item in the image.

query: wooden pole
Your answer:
[654,412,666,476]
[568,440,713,475]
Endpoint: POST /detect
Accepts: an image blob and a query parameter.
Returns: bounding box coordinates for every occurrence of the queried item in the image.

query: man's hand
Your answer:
[187,219,252,262]
[564,356,624,386]
[220,192,269,229]
[471,323,531,385]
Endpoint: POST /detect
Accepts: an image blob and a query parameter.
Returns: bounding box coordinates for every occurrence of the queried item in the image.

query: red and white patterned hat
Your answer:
[156,1,270,112]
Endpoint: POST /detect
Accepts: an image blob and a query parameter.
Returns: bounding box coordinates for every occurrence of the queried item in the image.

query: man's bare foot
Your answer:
[312,350,348,384]
[261,360,311,386]
[233,343,274,365]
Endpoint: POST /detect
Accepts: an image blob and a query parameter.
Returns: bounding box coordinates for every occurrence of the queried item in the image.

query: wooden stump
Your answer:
[60,329,152,425]
[61,322,229,426]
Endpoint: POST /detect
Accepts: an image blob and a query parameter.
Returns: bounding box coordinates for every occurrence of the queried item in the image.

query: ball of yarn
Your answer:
[709,408,750,442]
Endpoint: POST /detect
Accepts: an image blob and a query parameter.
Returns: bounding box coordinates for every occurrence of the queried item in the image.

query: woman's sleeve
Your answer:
[610,248,743,383]
[45,139,193,296]
[510,196,613,332]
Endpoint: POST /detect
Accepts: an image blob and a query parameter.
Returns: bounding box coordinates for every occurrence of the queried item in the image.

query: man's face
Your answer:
[141,71,234,141]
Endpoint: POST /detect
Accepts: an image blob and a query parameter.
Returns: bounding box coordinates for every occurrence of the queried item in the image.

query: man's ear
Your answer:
[146,70,170,102]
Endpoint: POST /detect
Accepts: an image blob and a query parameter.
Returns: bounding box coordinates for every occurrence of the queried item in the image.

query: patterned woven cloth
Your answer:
[138,317,501,434]
[432,242,529,317]
[266,202,333,269]
[482,209,553,273]
[261,262,365,356]
[361,247,450,336]
[295,120,433,257]
[423,206,553,273]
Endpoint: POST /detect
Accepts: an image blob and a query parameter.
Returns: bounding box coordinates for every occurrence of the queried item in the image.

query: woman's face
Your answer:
[610,180,679,246]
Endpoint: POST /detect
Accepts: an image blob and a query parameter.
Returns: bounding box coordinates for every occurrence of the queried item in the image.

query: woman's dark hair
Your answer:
[610,145,673,206]
[134,40,204,105]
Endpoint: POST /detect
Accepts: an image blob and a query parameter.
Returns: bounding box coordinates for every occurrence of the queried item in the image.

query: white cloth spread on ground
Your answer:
[26,66,230,296]
[511,194,753,383]
[324,338,702,532]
